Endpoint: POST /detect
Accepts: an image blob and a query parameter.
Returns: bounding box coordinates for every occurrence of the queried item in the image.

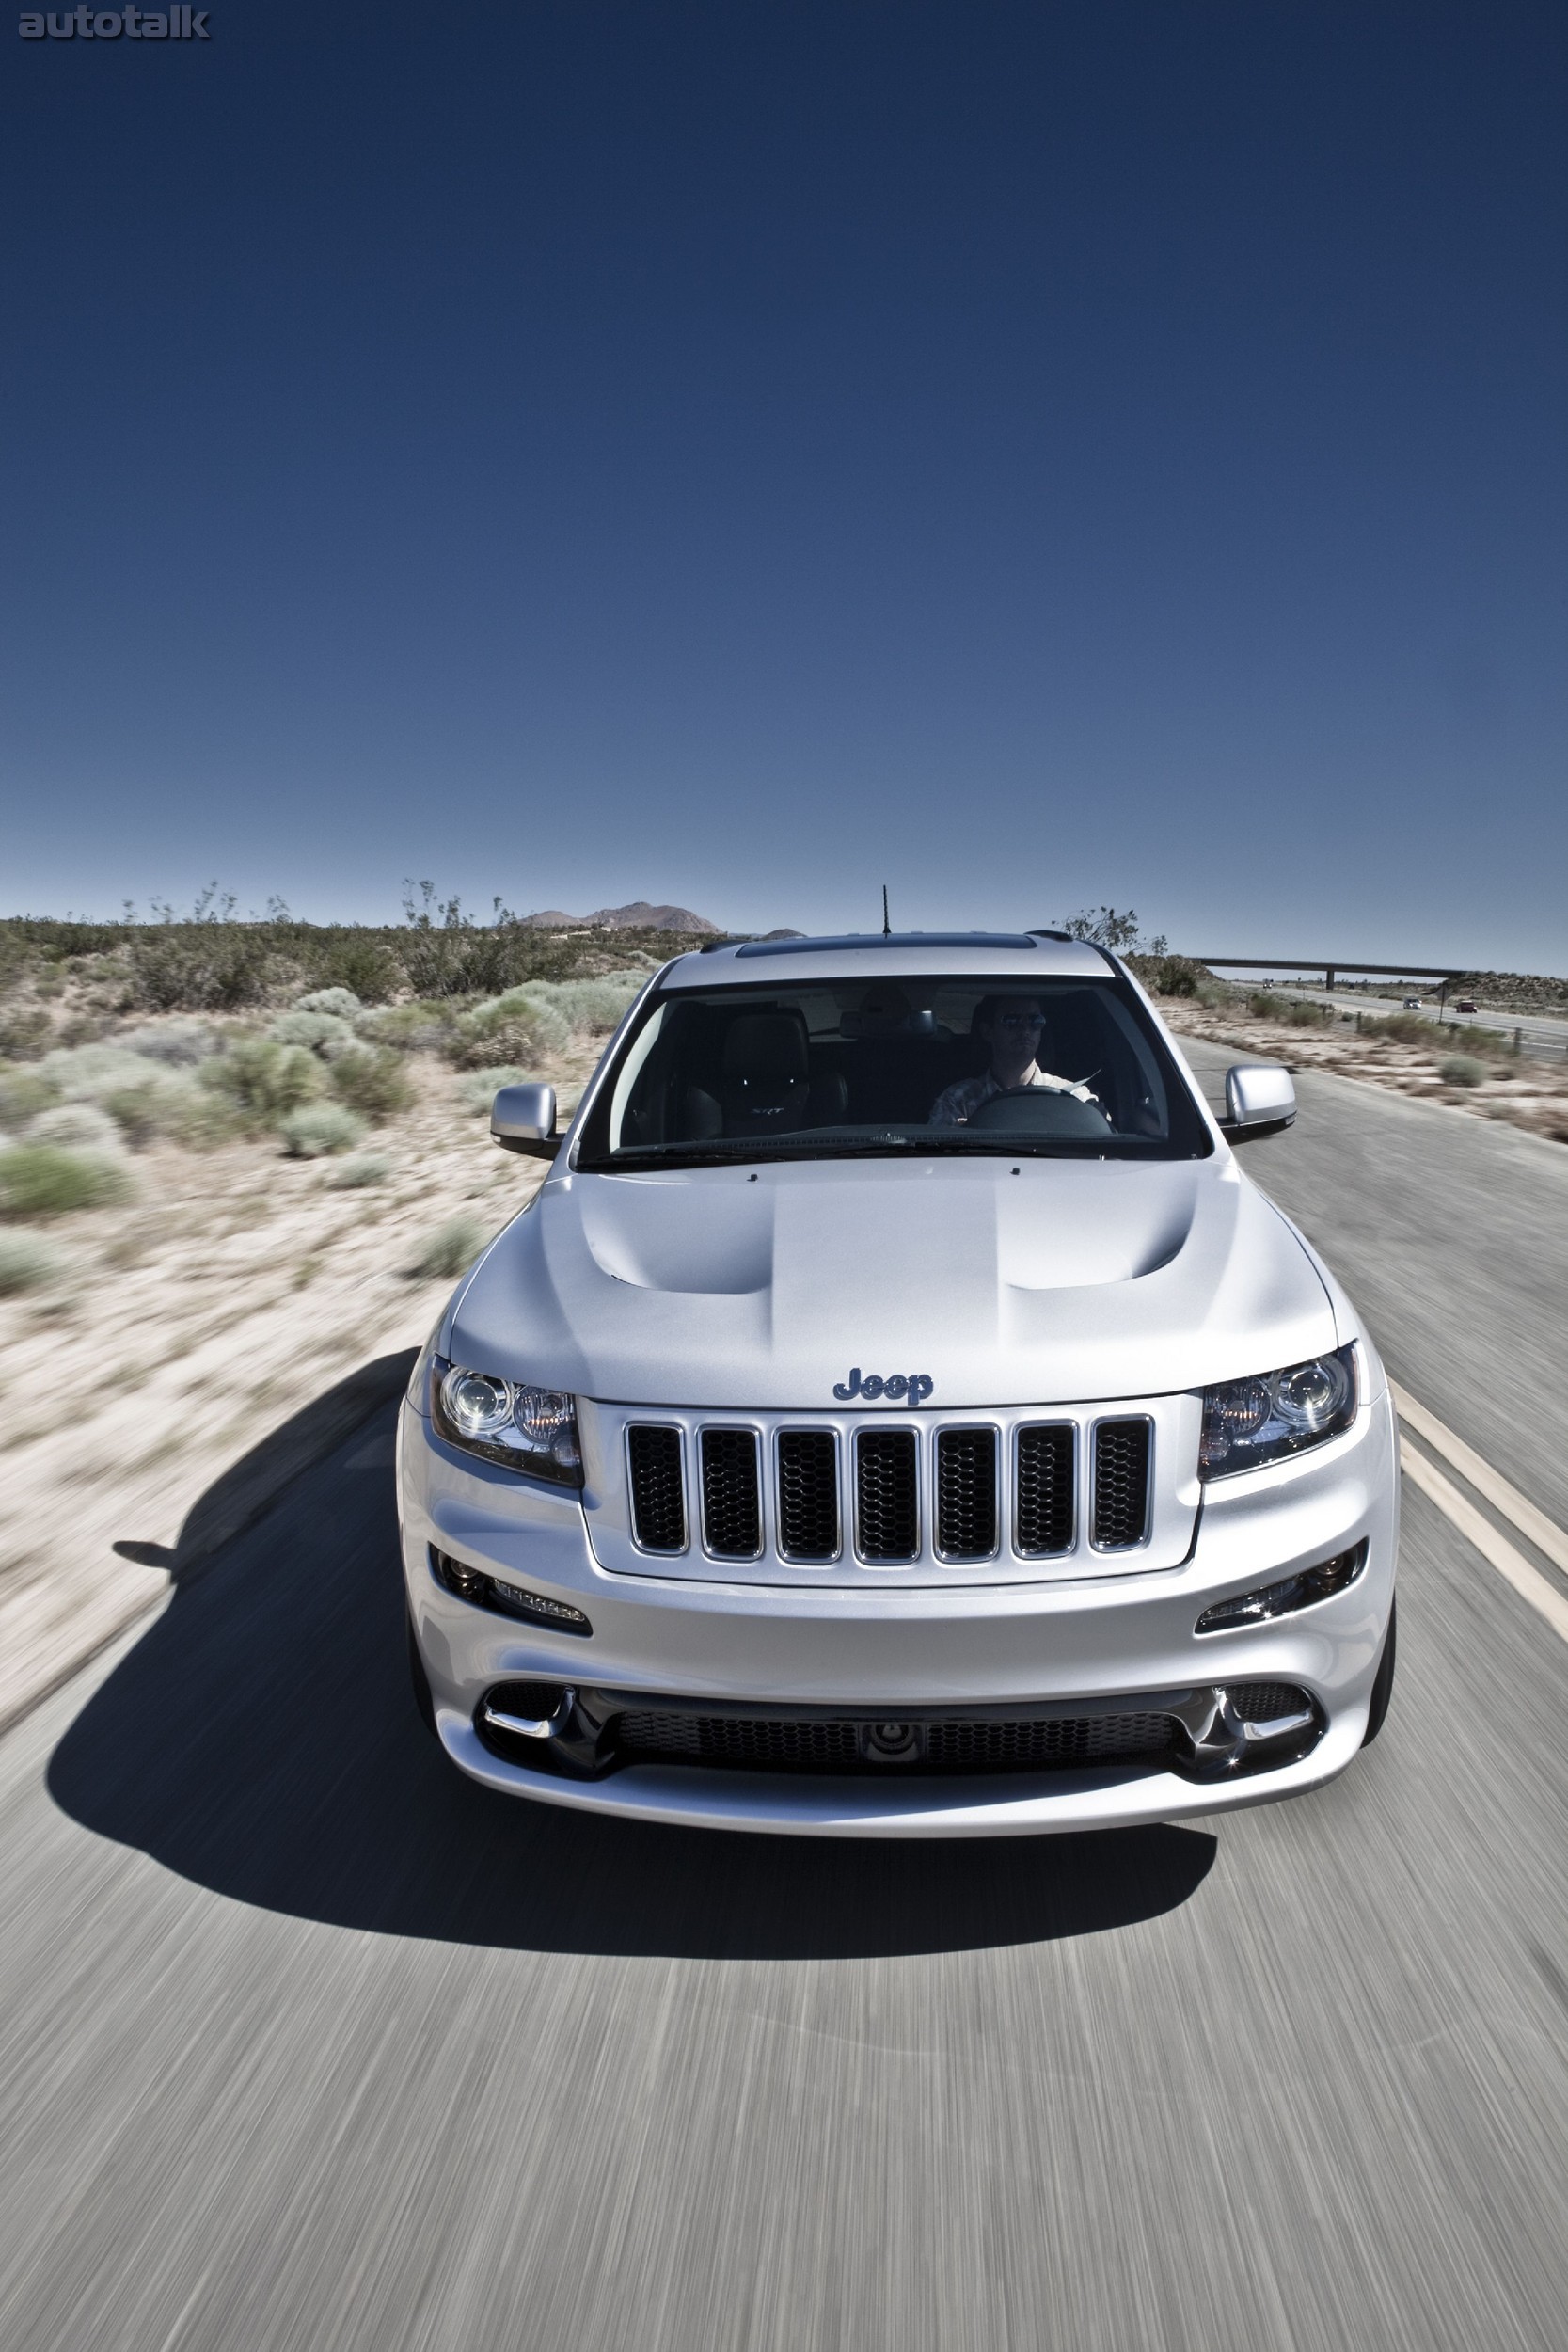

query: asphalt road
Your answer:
[1272,986,1568,1057]
[3,1052,1568,2352]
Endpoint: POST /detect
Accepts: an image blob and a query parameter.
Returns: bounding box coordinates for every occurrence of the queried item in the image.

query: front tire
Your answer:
[1362,1597,1397,1746]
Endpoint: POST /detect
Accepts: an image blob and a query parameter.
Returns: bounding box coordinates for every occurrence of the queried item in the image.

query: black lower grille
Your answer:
[1015,1423,1075,1554]
[777,1430,839,1561]
[935,1427,998,1558]
[613,1708,1176,1775]
[701,1428,762,1558]
[856,1429,918,1561]
[1228,1681,1310,1722]
[1093,1419,1150,1548]
[627,1425,686,1551]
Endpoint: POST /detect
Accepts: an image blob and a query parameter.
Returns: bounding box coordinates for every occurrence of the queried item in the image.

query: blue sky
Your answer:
[3,2,1565,970]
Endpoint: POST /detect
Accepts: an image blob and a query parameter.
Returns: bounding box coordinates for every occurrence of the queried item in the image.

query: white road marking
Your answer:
[1400,1439,1568,1645]
[1392,1378,1568,1576]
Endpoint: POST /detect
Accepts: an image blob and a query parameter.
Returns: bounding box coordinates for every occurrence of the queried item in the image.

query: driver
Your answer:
[928,995,1098,1125]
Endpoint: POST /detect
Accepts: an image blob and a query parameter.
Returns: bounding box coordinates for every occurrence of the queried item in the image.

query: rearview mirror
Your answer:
[1221,1062,1295,1143]
[491,1082,559,1159]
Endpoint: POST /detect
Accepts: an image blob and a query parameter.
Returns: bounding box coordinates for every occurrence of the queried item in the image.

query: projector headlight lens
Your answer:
[1200,1343,1358,1478]
[434,1359,583,1486]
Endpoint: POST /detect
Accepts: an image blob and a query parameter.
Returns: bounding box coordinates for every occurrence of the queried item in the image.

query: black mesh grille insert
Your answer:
[924,1714,1172,1769]
[935,1427,998,1558]
[777,1430,839,1562]
[701,1428,763,1558]
[627,1425,686,1551]
[1014,1423,1075,1555]
[856,1429,918,1562]
[1228,1682,1310,1722]
[1093,1419,1150,1548]
[613,1709,1176,1775]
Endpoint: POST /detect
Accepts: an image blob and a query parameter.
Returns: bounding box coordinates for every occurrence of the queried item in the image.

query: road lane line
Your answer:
[1391,1379,1568,1578]
[1401,1441,1568,1645]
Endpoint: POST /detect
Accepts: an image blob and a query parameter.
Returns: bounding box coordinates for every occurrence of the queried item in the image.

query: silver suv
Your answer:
[399,932,1398,1836]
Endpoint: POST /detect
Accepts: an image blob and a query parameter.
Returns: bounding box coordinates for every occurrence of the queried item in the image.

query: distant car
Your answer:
[1402,997,1423,1010]
[1455,999,1478,1015]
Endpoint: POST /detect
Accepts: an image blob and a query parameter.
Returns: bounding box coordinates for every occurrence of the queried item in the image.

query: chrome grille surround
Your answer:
[588,1391,1199,1586]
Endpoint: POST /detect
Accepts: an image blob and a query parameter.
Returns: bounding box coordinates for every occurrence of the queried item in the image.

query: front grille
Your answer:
[1014,1423,1075,1555]
[935,1427,998,1558]
[627,1425,686,1551]
[855,1429,918,1561]
[618,1712,862,1770]
[1093,1419,1151,1548]
[776,1430,840,1561]
[701,1428,763,1558]
[613,1708,1176,1775]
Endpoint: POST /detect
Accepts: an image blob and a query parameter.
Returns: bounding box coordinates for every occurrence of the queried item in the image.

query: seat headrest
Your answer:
[722,1012,809,1083]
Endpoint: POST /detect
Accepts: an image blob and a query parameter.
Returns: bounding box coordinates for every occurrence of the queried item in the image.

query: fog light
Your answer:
[1196,1541,1367,1635]
[430,1547,593,1635]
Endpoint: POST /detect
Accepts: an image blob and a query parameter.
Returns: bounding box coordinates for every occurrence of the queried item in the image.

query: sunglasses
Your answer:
[994,1012,1044,1030]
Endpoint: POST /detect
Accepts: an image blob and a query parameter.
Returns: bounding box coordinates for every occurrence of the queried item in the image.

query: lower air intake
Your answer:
[613,1708,1176,1775]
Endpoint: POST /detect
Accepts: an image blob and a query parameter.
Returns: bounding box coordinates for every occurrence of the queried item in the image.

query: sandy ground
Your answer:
[0,1050,598,1731]
[1162,998,1568,1145]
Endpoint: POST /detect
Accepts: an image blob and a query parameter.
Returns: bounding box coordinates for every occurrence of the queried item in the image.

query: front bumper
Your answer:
[399,1385,1398,1837]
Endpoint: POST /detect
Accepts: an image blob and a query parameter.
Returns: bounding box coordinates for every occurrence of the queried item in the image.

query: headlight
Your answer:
[432,1358,583,1487]
[1199,1343,1358,1479]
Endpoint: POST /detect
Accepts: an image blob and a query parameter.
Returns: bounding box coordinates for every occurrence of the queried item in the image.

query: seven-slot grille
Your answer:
[626,1425,685,1551]
[855,1430,919,1562]
[776,1430,840,1562]
[623,1413,1154,1563]
[934,1427,998,1559]
[1015,1423,1075,1554]
[1092,1419,1152,1549]
[700,1428,763,1559]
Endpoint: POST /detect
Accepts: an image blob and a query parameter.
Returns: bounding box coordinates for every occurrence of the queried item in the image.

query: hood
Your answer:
[448,1155,1338,1409]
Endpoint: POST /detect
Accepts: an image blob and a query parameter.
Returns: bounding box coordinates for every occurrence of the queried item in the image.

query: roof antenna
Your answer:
[881,883,891,937]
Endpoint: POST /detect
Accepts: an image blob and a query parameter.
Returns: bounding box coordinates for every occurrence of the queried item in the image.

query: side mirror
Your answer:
[1221,1062,1296,1143]
[491,1082,560,1159]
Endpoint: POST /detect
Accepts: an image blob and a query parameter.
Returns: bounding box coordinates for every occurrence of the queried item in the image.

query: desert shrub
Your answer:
[278,1102,366,1158]
[410,1216,484,1279]
[313,938,401,1002]
[269,1009,359,1057]
[103,1073,241,1150]
[527,973,646,1033]
[294,987,363,1020]
[201,1040,325,1124]
[1284,999,1330,1027]
[0,1229,66,1294]
[327,1047,415,1120]
[39,1043,159,1102]
[0,1005,51,1059]
[455,1065,530,1114]
[24,1103,125,1154]
[1361,1011,1441,1046]
[449,987,573,1070]
[119,1018,224,1066]
[0,1144,135,1218]
[328,1151,393,1188]
[1441,1056,1487,1088]
[1245,992,1283,1020]
[355,1000,455,1053]
[0,1067,58,1129]
[125,923,276,1012]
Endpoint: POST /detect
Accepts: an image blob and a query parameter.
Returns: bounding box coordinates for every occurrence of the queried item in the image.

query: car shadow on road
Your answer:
[50,1390,1216,1960]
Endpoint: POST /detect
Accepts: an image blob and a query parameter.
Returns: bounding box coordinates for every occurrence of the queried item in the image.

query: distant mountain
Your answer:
[521,901,722,934]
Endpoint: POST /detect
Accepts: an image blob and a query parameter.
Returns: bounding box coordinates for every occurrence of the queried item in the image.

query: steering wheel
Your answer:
[966,1087,1113,1139]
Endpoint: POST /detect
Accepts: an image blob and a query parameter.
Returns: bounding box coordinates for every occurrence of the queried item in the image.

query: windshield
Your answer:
[575,974,1212,1168]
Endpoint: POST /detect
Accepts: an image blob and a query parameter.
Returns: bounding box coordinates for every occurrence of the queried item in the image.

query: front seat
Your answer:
[721,1012,811,1136]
